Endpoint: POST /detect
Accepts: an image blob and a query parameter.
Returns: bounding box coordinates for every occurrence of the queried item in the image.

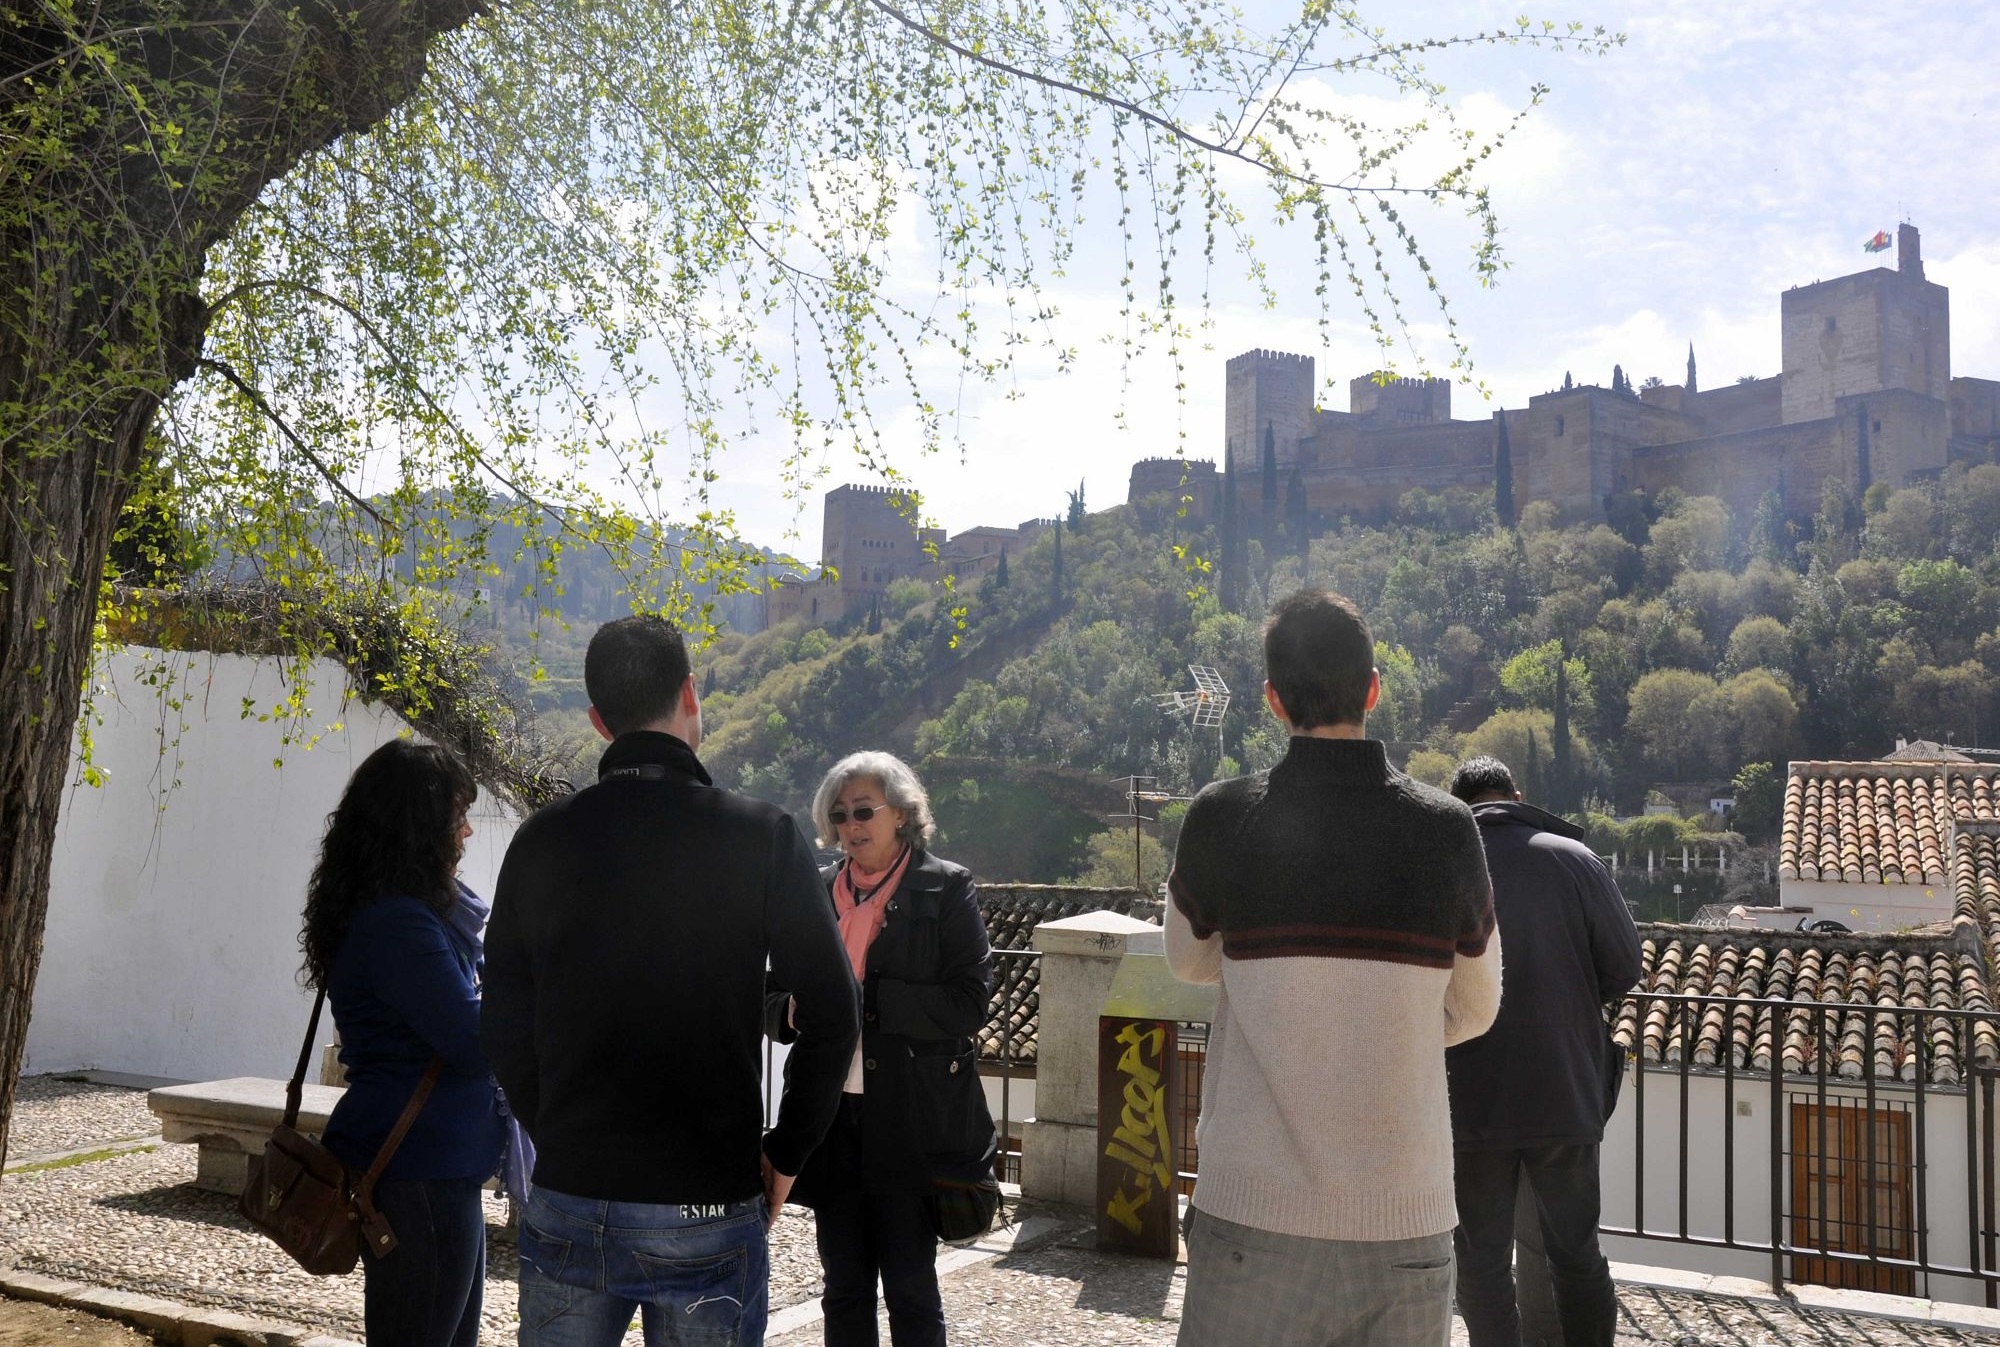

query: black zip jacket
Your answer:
[765,850,997,1198]
[481,732,858,1203]
[1445,800,1643,1151]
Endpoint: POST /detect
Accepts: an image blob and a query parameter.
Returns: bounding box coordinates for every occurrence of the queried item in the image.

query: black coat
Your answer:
[1445,801,1644,1151]
[766,850,997,1201]
[483,732,858,1203]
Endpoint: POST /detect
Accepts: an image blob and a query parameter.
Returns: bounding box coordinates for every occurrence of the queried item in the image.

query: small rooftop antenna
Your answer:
[1155,664,1231,769]
[1104,775,1192,892]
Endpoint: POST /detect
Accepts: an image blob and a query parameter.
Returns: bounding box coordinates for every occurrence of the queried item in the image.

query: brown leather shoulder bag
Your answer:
[237,989,442,1275]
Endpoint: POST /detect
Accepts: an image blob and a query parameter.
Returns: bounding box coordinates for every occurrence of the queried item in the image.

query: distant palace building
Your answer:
[765,225,2000,630]
[1202,224,2000,525]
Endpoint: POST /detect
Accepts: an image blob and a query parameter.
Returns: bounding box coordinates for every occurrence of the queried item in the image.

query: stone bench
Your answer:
[148,1077,344,1195]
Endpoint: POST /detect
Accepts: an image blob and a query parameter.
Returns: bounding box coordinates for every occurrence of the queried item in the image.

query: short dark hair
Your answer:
[1262,589,1375,730]
[1450,755,1517,803]
[584,615,692,737]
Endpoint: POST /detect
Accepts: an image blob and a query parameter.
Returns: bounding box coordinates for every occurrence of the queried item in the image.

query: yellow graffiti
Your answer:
[1105,1021,1174,1236]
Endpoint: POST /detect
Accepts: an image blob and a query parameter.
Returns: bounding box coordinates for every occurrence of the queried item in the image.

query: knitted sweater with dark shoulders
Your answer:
[1166,736,1501,1241]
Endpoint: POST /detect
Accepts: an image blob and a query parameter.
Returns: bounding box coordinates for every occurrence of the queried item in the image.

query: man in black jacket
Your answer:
[483,615,858,1346]
[1446,756,1642,1347]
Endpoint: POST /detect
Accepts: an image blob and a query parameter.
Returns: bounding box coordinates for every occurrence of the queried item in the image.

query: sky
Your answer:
[635,0,2000,561]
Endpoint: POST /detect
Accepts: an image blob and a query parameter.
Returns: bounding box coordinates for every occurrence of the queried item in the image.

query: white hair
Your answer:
[812,751,936,850]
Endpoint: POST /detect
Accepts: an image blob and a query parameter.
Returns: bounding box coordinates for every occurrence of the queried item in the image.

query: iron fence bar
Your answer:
[1816,1009,1829,1286]
[1976,1063,1992,1303]
[1769,1004,1784,1294]
[1678,998,1692,1241]
[1633,1019,1646,1236]
[1723,1016,1735,1248]
[1967,1023,1982,1306]
[1865,1022,1879,1291]
[1914,1006,1929,1298]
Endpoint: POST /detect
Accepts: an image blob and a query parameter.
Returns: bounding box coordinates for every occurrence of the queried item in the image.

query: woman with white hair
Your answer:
[767,750,996,1347]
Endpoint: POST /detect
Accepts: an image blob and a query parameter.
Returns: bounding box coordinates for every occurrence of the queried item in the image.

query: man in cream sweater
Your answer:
[1167,588,1503,1347]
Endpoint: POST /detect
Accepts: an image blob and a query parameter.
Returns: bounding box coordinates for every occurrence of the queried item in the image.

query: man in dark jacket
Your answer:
[482,615,859,1346]
[1446,755,1642,1347]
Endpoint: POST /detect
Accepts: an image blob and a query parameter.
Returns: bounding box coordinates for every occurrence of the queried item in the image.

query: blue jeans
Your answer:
[516,1187,769,1346]
[358,1175,486,1347]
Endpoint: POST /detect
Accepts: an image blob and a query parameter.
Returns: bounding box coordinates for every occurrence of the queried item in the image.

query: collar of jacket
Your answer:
[596,730,713,787]
[1471,798,1585,842]
[1271,734,1389,783]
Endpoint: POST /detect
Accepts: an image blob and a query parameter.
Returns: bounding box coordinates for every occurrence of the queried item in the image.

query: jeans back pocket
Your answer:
[632,1244,750,1345]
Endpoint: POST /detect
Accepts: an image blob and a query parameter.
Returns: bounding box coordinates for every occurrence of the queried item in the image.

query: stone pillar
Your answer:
[1019,911,1164,1205]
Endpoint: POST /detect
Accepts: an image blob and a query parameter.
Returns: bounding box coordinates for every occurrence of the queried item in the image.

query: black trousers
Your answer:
[809,1097,945,1347]
[1453,1143,1617,1347]
[815,1189,945,1347]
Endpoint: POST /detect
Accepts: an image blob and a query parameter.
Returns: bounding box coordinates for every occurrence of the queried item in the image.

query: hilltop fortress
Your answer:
[765,225,2000,628]
[1195,224,2000,527]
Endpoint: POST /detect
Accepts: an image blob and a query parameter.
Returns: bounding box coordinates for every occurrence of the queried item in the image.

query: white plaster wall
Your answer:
[1774,878,1955,932]
[26,648,521,1084]
[1599,1065,1982,1304]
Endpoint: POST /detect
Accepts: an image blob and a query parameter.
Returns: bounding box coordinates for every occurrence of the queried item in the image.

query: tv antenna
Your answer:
[1155,664,1230,754]
[1105,775,1193,892]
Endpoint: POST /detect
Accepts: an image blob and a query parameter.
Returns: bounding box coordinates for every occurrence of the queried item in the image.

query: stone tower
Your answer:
[1780,224,1950,425]
[1224,350,1315,474]
[821,484,924,620]
[1349,373,1451,424]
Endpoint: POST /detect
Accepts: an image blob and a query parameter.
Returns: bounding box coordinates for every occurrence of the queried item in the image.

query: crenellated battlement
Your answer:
[1226,349,1314,372]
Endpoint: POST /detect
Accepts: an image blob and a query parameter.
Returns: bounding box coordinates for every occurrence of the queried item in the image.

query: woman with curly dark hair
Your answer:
[306,738,504,1347]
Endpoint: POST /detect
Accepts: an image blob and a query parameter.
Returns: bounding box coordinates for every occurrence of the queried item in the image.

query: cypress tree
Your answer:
[993,549,1009,588]
[1686,343,1699,396]
[1221,441,1242,611]
[1286,466,1309,555]
[1051,516,1065,603]
[1494,412,1516,526]
[1551,655,1574,814]
[1522,727,1544,804]
[1261,420,1279,532]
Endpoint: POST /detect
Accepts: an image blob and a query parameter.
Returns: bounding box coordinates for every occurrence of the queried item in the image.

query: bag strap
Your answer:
[352,1056,444,1211]
[283,988,327,1131]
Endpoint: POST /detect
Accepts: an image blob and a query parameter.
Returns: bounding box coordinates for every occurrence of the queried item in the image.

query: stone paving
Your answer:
[10,1076,2000,1347]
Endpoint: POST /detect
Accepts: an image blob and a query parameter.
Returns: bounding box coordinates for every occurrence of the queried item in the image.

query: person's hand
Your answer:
[760,1151,795,1228]
[787,996,797,1030]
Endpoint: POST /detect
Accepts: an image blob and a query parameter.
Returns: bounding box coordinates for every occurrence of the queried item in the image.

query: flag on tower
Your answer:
[1864,230,1892,253]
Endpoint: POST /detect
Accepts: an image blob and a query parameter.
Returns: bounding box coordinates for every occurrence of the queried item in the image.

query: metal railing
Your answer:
[1128,991,2000,1305]
[1606,990,2000,1304]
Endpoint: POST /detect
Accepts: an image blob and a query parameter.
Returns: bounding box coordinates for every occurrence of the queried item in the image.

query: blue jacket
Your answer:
[322,892,505,1181]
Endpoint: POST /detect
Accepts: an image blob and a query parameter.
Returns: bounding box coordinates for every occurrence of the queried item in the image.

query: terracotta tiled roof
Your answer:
[1616,924,1998,1085]
[1952,822,2000,977]
[976,885,1163,1065]
[1778,761,2000,884]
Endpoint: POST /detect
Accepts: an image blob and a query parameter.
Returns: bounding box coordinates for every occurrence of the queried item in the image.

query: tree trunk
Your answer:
[0,0,483,1165]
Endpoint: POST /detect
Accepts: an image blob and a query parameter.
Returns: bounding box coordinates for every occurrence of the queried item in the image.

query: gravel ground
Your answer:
[6,1078,157,1163]
[773,1223,2000,1347]
[2,1131,822,1346]
[11,1081,2000,1347]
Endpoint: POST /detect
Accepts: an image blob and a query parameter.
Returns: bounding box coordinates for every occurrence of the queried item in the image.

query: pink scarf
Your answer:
[832,847,912,980]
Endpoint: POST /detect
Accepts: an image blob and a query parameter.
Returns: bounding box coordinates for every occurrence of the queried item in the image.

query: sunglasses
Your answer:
[829,805,890,826]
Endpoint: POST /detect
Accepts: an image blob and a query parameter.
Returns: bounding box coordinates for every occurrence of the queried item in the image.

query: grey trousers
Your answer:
[1177,1208,1455,1347]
